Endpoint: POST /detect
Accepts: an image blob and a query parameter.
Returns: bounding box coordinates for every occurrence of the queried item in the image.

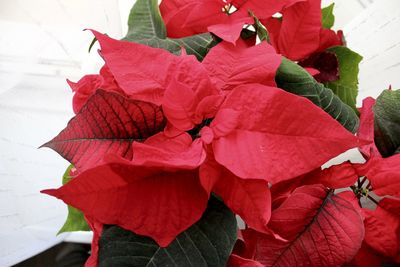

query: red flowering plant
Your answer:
[41,0,400,266]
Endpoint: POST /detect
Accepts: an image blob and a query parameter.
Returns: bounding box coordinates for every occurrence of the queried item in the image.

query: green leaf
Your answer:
[123,0,217,61]
[325,46,363,113]
[98,197,237,267]
[322,3,335,29]
[374,89,400,157]
[276,57,359,133]
[58,165,90,234]
[249,11,270,43]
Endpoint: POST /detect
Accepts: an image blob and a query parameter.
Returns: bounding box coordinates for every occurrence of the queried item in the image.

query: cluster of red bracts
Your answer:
[41,0,400,266]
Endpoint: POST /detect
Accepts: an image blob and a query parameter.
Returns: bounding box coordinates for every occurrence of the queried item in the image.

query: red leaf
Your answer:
[166,0,252,43]
[41,90,165,171]
[68,65,123,114]
[249,185,365,266]
[92,31,173,104]
[212,84,361,183]
[349,242,387,267]
[162,78,197,131]
[228,254,264,267]
[262,17,282,49]
[92,30,220,106]
[303,67,320,76]
[363,199,400,258]
[232,0,298,19]
[42,162,209,247]
[298,51,339,83]
[206,14,254,44]
[160,0,293,43]
[263,1,343,61]
[131,133,206,169]
[161,0,222,38]
[67,75,103,114]
[202,41,281,90]
[357,97,380,158]
[303,162,359,188]
[200,151,272,233]
[365,154,400,196]
[84,216,103,267]
[276,0,322,61]
[160,0,199,37]
[317,28,343,52]
[162,76,222,132]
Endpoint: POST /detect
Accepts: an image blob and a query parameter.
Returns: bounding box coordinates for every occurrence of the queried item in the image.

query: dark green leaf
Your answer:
[98,197,237,267]
[325,46,363,113]
[276,57,359,133]
[123,0,217,61]
[88,37,98,53]
[374,89,400,157]
[321,3,335,29]
[58,165,90,234]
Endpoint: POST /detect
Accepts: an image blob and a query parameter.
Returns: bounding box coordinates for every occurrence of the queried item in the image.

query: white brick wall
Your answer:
[0,0,125,265]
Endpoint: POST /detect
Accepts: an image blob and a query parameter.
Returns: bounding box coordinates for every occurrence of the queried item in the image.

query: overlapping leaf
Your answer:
[249,185,365,266]
[92,30,218,106]
[373,89,400,157]
[325,46,363,113]
[160,0,293,44]
[277,0,322,61]
[212,84,361,183]
[200,152,272,233]
[41,90,165,171]
[124,0,216,61]
[202,41,281,90]
[97,197,237,267]
[57,165,90,234]
[276,57,359,133]
[42,161,210,247]
[363,198,400,259]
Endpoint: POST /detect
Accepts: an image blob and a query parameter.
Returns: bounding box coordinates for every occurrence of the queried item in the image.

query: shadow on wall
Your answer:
[13,242,90,267]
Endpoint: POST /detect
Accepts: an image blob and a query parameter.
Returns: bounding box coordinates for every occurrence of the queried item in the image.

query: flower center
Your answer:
[221,2,238,15]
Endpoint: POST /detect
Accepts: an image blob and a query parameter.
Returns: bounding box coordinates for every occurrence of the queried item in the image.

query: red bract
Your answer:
[67,65,122,113]
[160,0,300,44]
[363,154,400,197]
[298,51,339,83]
[210,84,361,183]
[91,30,215,105]
[357,97,380,158]
[263,0,343,61]
[350,198,400,266]
[200,148,272,233]
[363,198,400,259]
[356,97,400,196]
[42,133,210,247]
[270,162,360,206]
[238,185,364,267]
[228,254,263,267]
[41,90,165,172]
[84,216,103,267]
[202,40,281,90]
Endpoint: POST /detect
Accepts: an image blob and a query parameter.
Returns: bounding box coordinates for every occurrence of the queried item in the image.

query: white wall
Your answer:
[0,0,129,265]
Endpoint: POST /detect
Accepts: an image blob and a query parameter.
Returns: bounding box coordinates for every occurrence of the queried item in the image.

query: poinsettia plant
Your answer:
[41,0,400,266]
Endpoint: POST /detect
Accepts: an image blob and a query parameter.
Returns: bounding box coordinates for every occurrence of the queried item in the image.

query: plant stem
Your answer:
[367,195,379,205]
